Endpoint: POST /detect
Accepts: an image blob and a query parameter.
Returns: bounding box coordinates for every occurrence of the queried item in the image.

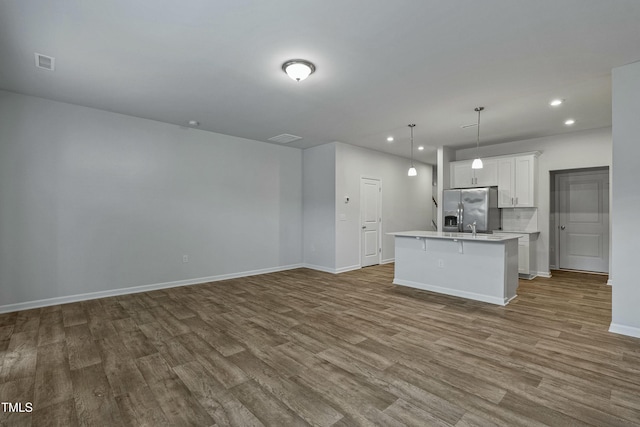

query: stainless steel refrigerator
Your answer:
[442,187,500,233]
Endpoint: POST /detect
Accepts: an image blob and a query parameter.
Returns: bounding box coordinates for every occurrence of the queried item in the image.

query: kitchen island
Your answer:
[389,231,520,305]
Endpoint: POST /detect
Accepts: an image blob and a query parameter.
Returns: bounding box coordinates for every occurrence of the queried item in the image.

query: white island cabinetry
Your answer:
[390,231,519,306]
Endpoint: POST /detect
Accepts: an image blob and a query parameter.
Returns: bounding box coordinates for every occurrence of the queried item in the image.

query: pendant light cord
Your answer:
[475,107,484,155]
[409,123,416,167]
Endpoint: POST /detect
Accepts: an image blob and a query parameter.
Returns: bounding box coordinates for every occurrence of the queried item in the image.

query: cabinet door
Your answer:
[474,158,498,187]
[518,241,529,274]
[497,158,515,207]
[514,155,536,207]
[451,161,473,188]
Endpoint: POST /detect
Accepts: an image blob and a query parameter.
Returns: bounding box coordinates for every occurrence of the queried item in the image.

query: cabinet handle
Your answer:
[515,197,518,205]
[511,197,514,205]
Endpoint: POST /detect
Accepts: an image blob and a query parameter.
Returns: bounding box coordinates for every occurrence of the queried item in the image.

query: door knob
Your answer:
[560,225,566,230]
[362,226,366,229]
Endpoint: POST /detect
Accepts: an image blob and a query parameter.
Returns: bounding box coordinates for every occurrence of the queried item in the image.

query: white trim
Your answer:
[0,264,303,314]
[302,263,337,274]
[609,322,640,339]
[335,264,361,274]
[302,263,361,274]
[536,271,552,278]
[607,279,613,286]
[393,278,513,306]
[381,258,395,265]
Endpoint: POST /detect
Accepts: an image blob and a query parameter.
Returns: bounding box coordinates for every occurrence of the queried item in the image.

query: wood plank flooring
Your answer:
[1,266,640,426]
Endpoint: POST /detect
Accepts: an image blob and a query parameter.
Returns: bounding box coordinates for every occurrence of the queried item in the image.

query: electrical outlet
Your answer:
[183,255,189,263]
[438,259,444,268]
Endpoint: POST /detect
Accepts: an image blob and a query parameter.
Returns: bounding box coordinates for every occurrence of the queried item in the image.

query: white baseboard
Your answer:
[393,278,511,306]
[381,258,395,265]
[607,279,613,286]
[536,271,552,278]
[302,263,337,274]
[302,263,361,274]
[609,322,640,339]
[0,264,304,314]
[335,264,361,274]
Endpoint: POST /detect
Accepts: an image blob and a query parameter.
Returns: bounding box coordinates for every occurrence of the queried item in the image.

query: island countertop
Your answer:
[388,230,520,242]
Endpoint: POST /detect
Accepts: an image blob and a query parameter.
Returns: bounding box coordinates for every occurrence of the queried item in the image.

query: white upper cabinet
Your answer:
[450,158,498,188]
[474,158,498,187]
[451,160,473,188]
[497,154,538,207]
[450,152,538,207]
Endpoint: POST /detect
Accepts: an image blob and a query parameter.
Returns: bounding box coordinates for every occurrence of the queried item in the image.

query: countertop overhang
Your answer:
[388,230,520,242]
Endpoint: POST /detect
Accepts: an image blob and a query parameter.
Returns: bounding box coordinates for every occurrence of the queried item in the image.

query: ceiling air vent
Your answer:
[34,53,55,71]
[268,133,302,144]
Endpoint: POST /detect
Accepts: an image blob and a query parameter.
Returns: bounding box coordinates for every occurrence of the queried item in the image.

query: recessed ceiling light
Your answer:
[550,99,563,107]
[418,146,424,151]
[386,136,394,142]
[188,120,200,126]
[564,119,575,125]
[282,59,316,82]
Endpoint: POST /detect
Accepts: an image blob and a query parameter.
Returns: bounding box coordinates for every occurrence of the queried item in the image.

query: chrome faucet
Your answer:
[468,221,477,237]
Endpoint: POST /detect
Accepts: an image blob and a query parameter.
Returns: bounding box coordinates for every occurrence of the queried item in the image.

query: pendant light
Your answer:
[408,124,417,177]
[471,107,484,169]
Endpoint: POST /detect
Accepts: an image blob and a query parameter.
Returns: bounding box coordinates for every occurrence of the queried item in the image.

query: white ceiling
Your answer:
[1,1,639,164]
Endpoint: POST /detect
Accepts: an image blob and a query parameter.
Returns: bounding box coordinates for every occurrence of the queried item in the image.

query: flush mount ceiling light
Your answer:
[418,146,424,151]
[564,119,575,125]
[471,107,484,170]
[282,59,316,82]
[550,99,563,107]
[408,124,417,177]
[188,120,200,126]
[387,136,394,142]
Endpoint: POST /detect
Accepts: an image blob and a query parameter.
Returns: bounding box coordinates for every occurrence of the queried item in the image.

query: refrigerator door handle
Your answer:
[458,202,464,232]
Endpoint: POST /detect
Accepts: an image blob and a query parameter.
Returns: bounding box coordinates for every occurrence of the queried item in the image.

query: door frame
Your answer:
[551,166,610,272]
[360,176,382,267]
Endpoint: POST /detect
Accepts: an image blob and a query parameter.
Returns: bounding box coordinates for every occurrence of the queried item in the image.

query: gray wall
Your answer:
[302,141,432,273]
[0,91,302,310]
[302,143,336,271]
[335,142,432,270]
[611,60,640,337]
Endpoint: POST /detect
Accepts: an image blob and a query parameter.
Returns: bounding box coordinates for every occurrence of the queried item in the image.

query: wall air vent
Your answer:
[268,133,302,144]
[34,53,55,71]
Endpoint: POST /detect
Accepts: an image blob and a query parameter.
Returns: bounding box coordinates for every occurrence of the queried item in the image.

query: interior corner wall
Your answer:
[0,90,303,311]
[454,127,612,278]
[437,146,455,230]
[611,60,640,337]
[335,142,432,271]
[302,143,336,272]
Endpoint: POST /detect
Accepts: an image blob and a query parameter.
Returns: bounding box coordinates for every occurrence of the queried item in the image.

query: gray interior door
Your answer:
[558,170,609,273]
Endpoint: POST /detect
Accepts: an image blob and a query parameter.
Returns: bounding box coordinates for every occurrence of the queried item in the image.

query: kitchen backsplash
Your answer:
[501,208,538,232]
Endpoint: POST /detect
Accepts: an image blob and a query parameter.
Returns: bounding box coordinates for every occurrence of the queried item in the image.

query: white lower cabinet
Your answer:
[516,233,537,279]
[495,232,538,279]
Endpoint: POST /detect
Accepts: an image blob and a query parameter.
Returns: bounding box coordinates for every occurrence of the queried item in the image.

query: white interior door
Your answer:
[558,170,609,273]
[360,178,381,267]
